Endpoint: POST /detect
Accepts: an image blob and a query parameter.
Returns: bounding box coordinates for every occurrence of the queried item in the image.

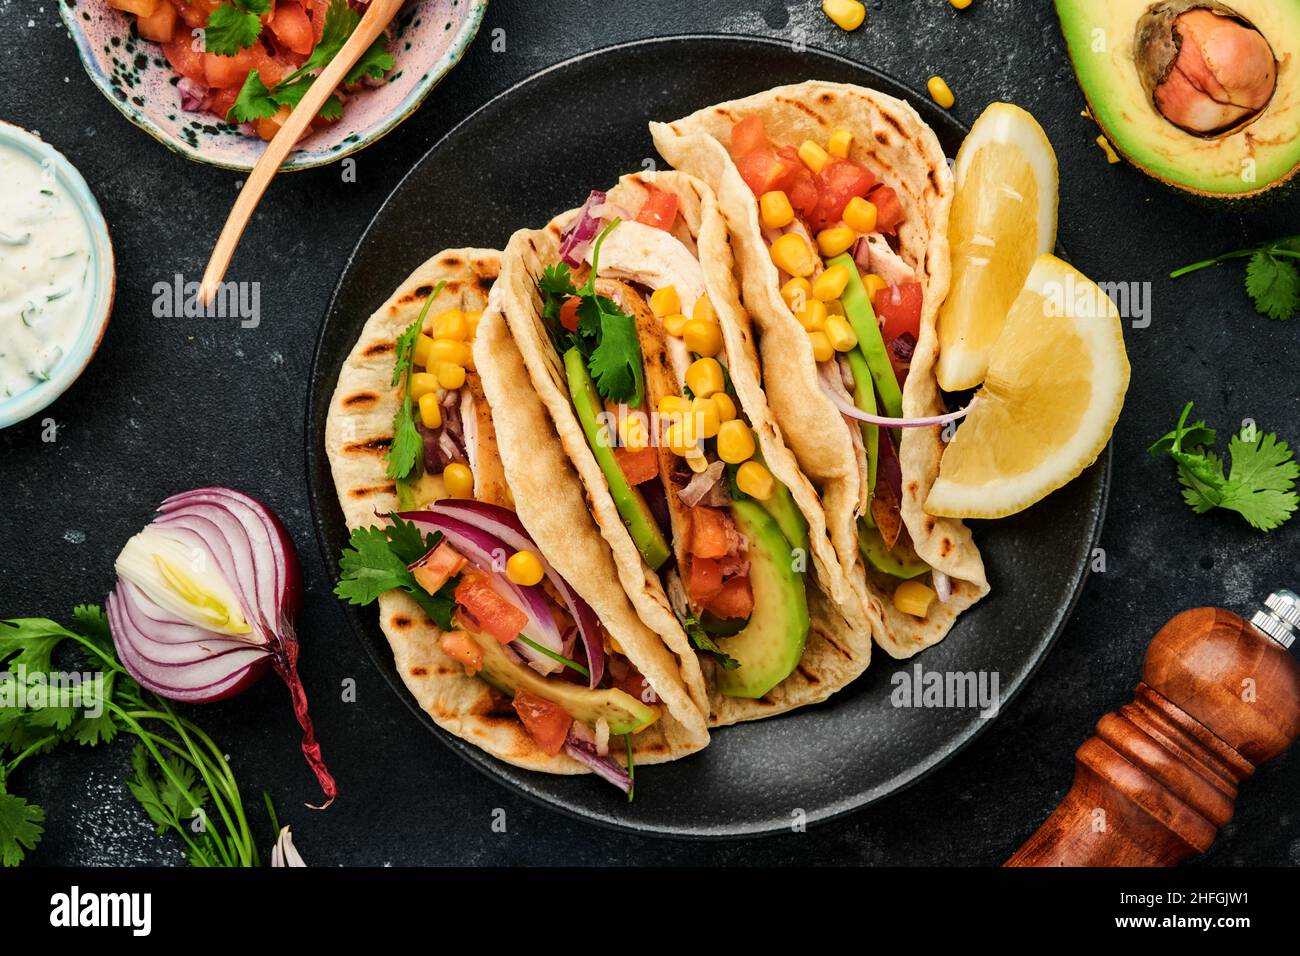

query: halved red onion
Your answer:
[933,570,953,604]
[396,510,565,676]
[110,488,334,807]
[564,733,632,794]
[558,190,606,266]
[415,499,606,687]
[822,383,973,429]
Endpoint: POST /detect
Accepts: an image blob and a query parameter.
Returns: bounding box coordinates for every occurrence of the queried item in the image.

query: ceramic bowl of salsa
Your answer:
[0,122,116,430]
[57,0,488,172]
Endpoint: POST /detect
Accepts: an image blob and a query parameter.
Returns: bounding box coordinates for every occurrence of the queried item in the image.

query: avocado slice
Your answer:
[857,521,929,580]
[1055,0,1299,200]
[745,451,809,553]
[830,253,903,419]
[465,629,659,735]
[714,500,810,699]
[844,346,879,505]
[564,347,672,570]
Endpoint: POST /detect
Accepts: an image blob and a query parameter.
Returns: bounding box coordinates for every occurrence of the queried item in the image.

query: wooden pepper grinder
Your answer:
[1007,591,1300,866]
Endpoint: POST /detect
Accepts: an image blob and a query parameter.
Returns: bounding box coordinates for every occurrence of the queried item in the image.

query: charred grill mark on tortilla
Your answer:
[343,391,379,408]
[344,436,393,455]
[363,341,395,358]
[346,482,396,499]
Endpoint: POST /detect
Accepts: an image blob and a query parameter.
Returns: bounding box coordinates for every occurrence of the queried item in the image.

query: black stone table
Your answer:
[4,0,1298,865]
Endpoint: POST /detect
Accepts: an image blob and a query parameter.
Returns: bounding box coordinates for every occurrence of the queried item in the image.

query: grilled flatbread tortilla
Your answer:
[481,172,873,727]
[650,81,989,658]
[325,249,709,773]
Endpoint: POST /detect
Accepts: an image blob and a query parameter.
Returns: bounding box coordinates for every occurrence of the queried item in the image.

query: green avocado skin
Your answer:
[563,347,672,570]
[714,500,810,699]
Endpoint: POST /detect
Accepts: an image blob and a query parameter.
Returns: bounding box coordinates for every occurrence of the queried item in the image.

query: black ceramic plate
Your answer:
[307,35,1109,838]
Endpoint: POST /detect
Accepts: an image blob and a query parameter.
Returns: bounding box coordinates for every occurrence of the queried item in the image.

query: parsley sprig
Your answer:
[335,516,458,630]
[539,220,646,407]
[1149,402,1299,532]
[224,0,395,124]
[1171,236,1300,322]
[0,606,271,867]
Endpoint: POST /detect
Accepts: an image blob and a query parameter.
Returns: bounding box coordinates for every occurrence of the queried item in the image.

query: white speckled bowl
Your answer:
[58,0,488,171]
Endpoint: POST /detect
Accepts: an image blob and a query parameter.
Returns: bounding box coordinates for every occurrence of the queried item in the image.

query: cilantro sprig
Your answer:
[335,516,458,630]
[0,606,273,866]
[1171,236,1300,322]
[202,0,269,58]
[540,220,646,407]
[384,281,446,497]
[1149,402,1299,532]
[681,614,739,671]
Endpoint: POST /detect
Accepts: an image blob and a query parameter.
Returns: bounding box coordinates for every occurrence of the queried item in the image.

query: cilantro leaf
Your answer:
[1245,251,1300,321]
[681,615,739,671]
[386,515,440,565]
[1150,402,1299,531]
[335,522,457,629]
[384,282,445,482]
[268,76,345,121]
[0,791,44,867]
[345,36,396,85]
[0,618,71,675]
[226,69,279,124]
[126,745,210,836]
[203,3,262,57]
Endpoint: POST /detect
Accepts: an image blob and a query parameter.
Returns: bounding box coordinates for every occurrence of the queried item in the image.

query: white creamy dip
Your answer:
[0,145,93,400]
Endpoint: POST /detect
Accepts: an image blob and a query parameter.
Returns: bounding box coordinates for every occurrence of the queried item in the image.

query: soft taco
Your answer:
[325,249,709,792]
[650,81,990,658]
[479,171,872,727]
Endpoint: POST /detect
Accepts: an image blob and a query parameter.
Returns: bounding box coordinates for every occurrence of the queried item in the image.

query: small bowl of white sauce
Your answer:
[0,121,115,429]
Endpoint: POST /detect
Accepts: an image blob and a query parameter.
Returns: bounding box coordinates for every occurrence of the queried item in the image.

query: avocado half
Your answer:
[1055,0,1300,201]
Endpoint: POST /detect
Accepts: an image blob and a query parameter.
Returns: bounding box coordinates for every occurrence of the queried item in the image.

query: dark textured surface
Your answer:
[3,0,1298,865]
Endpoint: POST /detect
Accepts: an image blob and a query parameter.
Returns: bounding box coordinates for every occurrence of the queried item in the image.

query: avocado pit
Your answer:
[1136,1,1277,137]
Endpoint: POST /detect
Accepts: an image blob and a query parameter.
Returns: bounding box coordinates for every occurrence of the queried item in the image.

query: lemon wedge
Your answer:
[936,103,1058,392]
[926,255,1129,519]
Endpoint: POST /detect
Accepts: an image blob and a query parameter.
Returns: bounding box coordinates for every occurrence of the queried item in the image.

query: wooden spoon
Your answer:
[199,0,405,304]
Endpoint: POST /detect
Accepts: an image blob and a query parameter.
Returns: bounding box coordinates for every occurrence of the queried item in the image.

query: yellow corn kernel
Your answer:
[649,285,680,317]
[769,233,816,278]
[442,462,474,499]
[828,128,853,159]
[685,357,725,399]
[717,420,756,464]
[418,391,442,429]
[505,550,545,586]
[736,460,775,500]
[665,420,701,457]
[813,264,851,302]
[413,333,437,369]
[928,75,955,109]
[409,372,439,401]
[894,580,937,618]
[692,295,716,325]
[430,308,467,341]
[683,318,723,357]
[808,330,834,362]
[864,273,888,299]
[436,363,467,390]
[428,338,466,367]
[817,226,857,258]
[797,139,829,174]
[759,190,795,229]
[822,0,865,31]
[950,0,972,9]
[663,312,689,337]
[843,196,879,233]
[691,397,721,440]
[796,300,828,332]
[658,394,692,419]
[712,391,738,422]
[463,310,483,338]
[825,315,859,352]
[780,276,813,312]
[826,298,846,317]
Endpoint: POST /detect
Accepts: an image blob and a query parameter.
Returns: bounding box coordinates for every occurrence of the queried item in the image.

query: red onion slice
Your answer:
[822,383,973,429]
[564,735,632,794]
[558,190,606,266]
[416,500,606,687]
[933,570,953,604]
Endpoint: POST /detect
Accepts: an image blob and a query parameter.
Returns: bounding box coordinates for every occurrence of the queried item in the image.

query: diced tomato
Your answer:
[204,48,259,88]
[208,86,240,122]
[613,445,658,485]
[169,0,217,29]
[512,689,572,756]
[685,555,724,604]
[438,630,482,674]
[411,542,468,596]
[247,43,291,87]
[873,281,923,345]
[689,506,734,559]
[736,146,801,197]
[705,575,754,621]
[635,187,679,231]
[309,0,330,42]
[730,116,767,157]
[454,573,529,644]
[255,105,291,141]
[868,185,904,234]
[161,35,207,85]
[811,159,878,230]
[559,296,581,332]
[269,0,315,55]
[610,664,653,703]
[137,1,177,42]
